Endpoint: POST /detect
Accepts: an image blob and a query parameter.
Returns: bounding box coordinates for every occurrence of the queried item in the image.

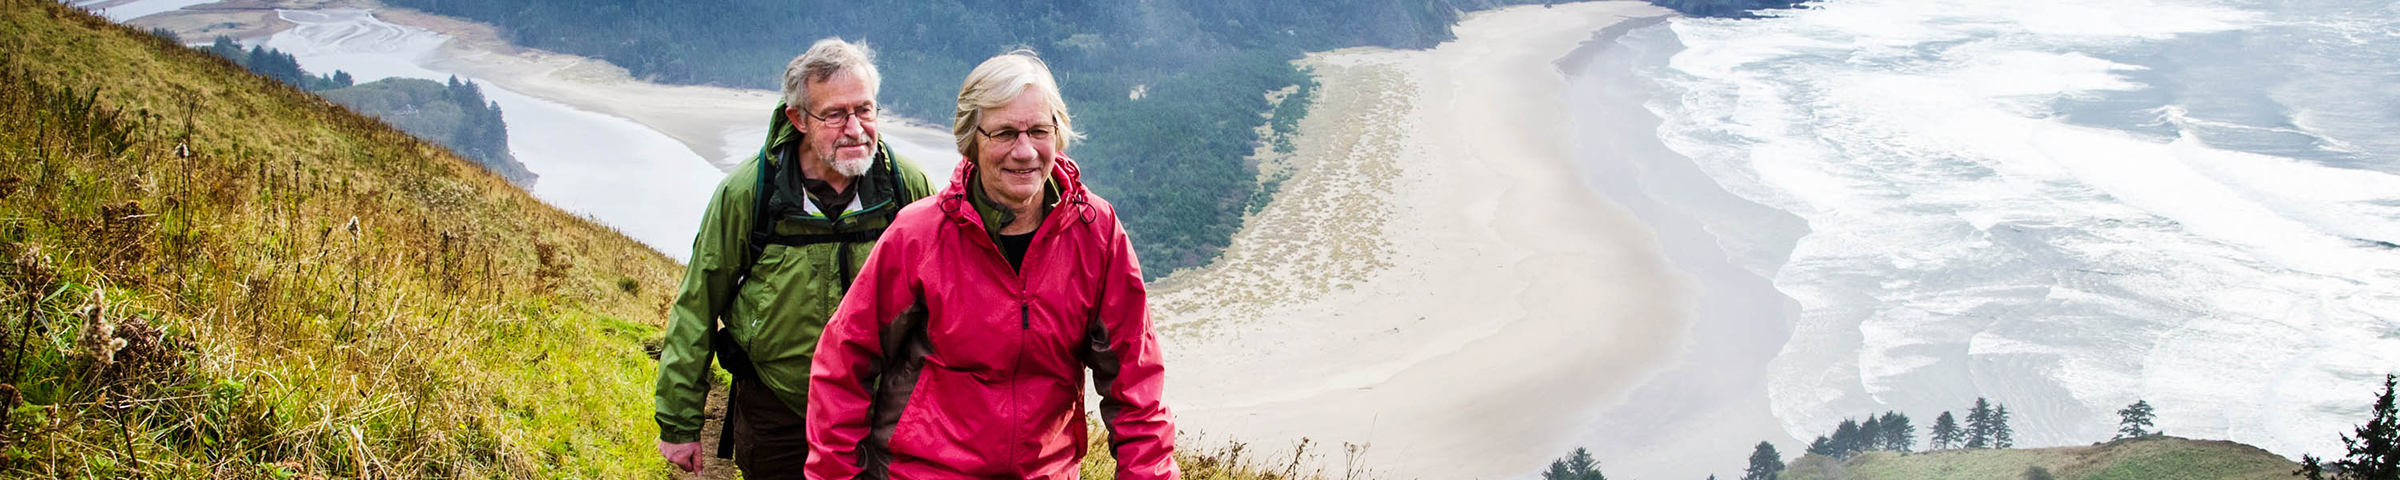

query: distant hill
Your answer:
[1781,436,2303,480]
[316,76,535,185]
[191,35,536,185]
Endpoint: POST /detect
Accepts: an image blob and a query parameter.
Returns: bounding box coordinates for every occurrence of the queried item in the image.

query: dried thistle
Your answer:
[74,295,123,366]
[8,244,57,298]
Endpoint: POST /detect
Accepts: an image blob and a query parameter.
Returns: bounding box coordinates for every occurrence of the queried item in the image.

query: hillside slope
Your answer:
[0,3,1392,479]
[1,0,684,476]
[1782,437,2303,480]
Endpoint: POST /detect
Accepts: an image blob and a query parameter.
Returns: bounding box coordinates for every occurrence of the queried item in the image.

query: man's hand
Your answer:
[659,440,705,473]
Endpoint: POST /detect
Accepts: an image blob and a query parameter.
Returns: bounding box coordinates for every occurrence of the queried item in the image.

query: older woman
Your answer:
[806,51,1178,480]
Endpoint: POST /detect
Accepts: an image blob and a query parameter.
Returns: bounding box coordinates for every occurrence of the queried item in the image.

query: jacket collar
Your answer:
[941,155,1088,231]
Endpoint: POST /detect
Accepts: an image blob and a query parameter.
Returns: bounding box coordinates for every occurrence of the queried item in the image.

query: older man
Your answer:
[807,50,1178,480]
[653,38,934,477]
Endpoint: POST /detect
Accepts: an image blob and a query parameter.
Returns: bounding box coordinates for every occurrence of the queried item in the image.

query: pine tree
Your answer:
[1545,458,1576,480]
[1931,411,1961,450]
[1860,416,1884,452]
[2117,400,2156,439]
[1743,441,1784,480]
[2329,374,2400,480]
[1807,436,1835,457]
[1994,404,2015,449]
[1966,398,1995,449]
[1544,447,1607,480]
[207,36,244,64]
[1832,418,1863,458]
[1881,411,1917,452]
[2296,454,2326,480]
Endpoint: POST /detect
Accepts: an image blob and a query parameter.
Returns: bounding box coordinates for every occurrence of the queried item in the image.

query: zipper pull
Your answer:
[1020,303,1030,329]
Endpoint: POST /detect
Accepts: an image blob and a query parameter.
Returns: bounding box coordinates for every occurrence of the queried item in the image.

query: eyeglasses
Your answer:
[976,125,1055,145]
[805,105,879,128]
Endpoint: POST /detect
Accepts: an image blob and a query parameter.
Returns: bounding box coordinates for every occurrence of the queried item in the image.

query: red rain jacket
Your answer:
[807,156,1177,480]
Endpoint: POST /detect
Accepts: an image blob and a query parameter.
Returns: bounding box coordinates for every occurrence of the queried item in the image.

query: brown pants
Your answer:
[728,376,808,479]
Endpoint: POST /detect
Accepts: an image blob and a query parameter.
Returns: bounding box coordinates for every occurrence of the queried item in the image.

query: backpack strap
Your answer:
[742,144,910,287]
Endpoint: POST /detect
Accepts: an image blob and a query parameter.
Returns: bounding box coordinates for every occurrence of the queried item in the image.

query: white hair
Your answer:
[782,38,881,111]
[953,49,1083,158]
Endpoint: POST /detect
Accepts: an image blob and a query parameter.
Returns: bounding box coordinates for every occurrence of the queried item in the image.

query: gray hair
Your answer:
[953,49,1082,158]
[782,38,881,112]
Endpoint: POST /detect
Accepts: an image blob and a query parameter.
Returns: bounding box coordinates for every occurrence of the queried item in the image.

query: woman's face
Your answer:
[973,88,1059,209]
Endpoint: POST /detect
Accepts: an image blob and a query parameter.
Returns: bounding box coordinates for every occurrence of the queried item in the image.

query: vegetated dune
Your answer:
[1780,436,2302,480]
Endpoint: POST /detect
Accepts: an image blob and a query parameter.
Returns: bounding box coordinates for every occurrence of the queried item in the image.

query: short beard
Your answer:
[815,134,875,178]
[831,155,872,178]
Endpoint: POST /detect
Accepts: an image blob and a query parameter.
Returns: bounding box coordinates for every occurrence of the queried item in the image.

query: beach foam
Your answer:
[1641,0,2400,456]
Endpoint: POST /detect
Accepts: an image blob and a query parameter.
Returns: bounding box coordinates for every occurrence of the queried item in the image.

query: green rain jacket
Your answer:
[653,104,935,443]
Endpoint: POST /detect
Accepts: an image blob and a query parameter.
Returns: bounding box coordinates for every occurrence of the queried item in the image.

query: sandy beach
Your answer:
[1150,3,1697,479]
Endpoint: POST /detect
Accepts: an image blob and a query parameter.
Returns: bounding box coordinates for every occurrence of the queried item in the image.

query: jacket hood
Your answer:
[760,102,800,165]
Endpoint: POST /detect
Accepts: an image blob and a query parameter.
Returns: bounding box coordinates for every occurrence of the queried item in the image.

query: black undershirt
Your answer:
[998,231,1034,272]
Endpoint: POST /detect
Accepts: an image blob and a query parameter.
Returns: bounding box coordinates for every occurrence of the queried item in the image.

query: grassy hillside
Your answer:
[1781,436,2303,480]
[1,0,684,476]
[0,2,1375,478]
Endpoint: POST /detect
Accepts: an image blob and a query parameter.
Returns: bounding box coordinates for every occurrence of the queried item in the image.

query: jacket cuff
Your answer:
[658,424,703,444]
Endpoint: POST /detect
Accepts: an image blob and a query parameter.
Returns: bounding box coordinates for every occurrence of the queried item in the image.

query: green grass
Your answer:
[1782,437,2303,480]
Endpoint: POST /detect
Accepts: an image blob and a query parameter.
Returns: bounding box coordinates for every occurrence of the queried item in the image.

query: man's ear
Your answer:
[783,105,805,128]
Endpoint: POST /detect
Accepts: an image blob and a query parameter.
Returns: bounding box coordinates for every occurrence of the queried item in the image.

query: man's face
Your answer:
[974,89,1059,209]
[788,71,878,179]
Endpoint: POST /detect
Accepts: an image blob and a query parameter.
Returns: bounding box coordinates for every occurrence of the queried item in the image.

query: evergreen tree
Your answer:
[1880,411,1917,452]
[1966,398,1995,449]
[1743,441,1784,480]
[1930,411,1961,450]
[1543,447,1607,480]
[2296,454,2327,480]
[206,36,244,64]
[1545,458,1576,480]
[1806,436,1835,457]
[1860,416,1884,452]
[2117,400,2156,439]
[1831,419,1863,458]
[2328,374,2400,480]
[1994,404,2015,449]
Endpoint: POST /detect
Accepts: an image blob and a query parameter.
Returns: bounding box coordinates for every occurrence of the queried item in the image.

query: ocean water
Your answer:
[1625,0,2400,457]
[257,9,723,261]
